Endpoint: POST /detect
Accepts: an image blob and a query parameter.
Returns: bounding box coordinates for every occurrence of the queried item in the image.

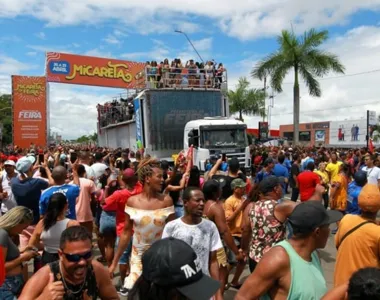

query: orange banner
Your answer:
[45,52,145,89]
[12,76,47,149]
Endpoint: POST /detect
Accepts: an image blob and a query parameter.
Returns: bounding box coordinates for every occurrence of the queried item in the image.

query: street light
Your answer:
[174,30,204,63]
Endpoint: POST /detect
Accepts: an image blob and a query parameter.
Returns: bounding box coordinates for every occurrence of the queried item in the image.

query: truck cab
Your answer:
[184,117,251,173]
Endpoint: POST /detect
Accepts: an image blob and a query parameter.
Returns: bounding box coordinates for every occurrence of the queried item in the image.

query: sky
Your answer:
[1,1,380,139]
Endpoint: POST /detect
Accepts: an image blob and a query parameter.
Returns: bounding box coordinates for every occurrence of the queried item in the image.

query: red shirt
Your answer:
[103,182,143,236]
[297,171,320,201]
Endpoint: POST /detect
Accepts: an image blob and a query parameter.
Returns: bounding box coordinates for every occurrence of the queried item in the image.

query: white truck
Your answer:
[98,89,251,172]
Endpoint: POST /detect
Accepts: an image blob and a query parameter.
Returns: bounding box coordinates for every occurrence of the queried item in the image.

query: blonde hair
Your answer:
[0,206,33,232]
[136,158,160,184]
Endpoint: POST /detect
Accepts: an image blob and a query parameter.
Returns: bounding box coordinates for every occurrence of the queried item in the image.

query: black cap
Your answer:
[258,176,285,194]
[288,201,343,234]
[142,238,220,300]
[210,175,227,189]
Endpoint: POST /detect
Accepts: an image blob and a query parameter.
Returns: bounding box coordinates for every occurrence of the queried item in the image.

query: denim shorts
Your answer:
[174,205,184,218]
[115,237,132,265]
[226,237,241,265]
[0,274,24,300]
[99,211,116,235]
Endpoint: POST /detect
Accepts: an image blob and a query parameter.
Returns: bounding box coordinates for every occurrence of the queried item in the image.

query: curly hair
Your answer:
[136,158,161,184]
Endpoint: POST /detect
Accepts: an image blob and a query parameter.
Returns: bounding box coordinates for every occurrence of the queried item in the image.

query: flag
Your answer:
[369,138,374,153]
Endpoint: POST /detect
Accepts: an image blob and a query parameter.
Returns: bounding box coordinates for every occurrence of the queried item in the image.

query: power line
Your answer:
[248,68,380,88]
[271,100,380,116]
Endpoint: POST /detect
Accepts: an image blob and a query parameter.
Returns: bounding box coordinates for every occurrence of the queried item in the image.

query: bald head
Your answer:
[52,166,67,184]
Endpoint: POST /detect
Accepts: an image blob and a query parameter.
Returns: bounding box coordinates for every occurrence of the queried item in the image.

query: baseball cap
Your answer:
[231,178,247,189]
[142,237,220,300]
[258,176,285,194]
[123,168,135,178]
[16,156,36,173]
[4,160,16,167]
[358,184,380,213]
[210,175,227,189]
[288,201,343,234]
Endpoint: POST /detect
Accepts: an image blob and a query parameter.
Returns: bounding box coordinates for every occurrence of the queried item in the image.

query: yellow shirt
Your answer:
[326,161,342,182]
[224,195,243,237]
[314,170,329,185]
[331,174,348,211]
[334,214,380,286]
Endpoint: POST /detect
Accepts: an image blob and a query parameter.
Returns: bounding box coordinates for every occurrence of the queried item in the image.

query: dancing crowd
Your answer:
[0,145,380,299]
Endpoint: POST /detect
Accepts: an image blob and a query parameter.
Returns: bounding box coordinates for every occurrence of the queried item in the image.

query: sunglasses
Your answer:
[62,250,92,263]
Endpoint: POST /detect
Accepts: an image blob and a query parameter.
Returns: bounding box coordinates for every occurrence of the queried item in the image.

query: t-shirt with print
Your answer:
[361,166,380,186]
[74,177,96,223]
[11,176,49,225]
[40,184,80,220]
[162,218,222,276]
[0,228,20,262]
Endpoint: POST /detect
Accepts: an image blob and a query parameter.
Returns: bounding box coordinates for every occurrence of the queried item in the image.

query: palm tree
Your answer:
[251,29,345,144]
[228,77,266,122]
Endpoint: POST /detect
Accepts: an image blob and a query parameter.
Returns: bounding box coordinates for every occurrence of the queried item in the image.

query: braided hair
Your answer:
[136,158,161,185]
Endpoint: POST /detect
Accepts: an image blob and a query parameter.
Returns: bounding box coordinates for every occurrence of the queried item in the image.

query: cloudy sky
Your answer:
[0,1,380,139]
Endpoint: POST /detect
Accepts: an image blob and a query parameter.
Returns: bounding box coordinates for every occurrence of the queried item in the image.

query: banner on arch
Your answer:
[12,76,47,149]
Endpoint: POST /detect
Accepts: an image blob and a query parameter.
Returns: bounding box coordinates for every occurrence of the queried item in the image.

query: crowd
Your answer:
[145,59,226,89]
[0,144,380,299]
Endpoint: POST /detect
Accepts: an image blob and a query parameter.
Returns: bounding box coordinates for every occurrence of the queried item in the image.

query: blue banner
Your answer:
[134,98,143,148]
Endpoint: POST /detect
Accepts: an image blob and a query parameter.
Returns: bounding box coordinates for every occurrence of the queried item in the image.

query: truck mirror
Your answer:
[188,137,199,148]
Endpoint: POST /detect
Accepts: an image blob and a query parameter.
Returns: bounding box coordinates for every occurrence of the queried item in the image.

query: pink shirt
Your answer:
[75,177,96,222]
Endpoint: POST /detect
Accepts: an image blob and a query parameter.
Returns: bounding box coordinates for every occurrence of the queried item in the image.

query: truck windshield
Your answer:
[201,129,247,148]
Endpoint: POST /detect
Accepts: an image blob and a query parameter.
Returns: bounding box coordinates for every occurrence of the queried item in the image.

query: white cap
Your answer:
[4,160,16,167]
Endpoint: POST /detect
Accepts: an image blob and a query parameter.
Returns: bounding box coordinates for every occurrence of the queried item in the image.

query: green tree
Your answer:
[228,77,266,122]
[0,94,12,147]
[251,29,345,144]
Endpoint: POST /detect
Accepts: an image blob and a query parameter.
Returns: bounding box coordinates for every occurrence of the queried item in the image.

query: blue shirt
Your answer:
[40,184,80,220]
[254,170,274,184]
[346,182,362,215]
[11,177,49,225]
[273,163,289,193]
[284,159,292,171]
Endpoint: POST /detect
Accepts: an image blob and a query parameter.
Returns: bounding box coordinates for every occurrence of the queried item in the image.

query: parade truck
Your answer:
[98,88,251,172]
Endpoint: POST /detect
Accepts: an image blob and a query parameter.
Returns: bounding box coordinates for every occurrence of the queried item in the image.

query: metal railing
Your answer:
[98,105,134,128]
[143,67,228,90]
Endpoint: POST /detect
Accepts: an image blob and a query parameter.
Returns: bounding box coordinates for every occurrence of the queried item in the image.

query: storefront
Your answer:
[279,122,330,145]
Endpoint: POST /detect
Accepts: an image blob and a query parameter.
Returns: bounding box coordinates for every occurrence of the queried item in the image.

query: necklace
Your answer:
[59,262,87,296]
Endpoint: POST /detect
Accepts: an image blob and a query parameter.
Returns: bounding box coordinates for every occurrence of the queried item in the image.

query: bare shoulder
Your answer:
[258,245,290,273]
[18,265,50,299]
[92,259,108,273]
[127,194,141,207]
[162,193,173,206]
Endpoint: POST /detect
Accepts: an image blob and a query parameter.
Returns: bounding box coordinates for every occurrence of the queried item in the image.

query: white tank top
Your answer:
[41,218,70,253]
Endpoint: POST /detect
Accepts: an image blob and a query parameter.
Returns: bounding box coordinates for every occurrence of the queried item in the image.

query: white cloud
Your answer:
[121,39,171,61]
[27,44,71,53]
[26,51,37,56]
[103,34,122,45]
[226,25,380,130]
[0,1,379,39]
[35,31,46,39]
[84,48,112,58]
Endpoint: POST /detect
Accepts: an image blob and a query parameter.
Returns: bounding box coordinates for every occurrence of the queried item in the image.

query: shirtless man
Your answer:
[109,158,175,294]
[19,226,118,300]
[202,180,244,294]
[236,201,342,300]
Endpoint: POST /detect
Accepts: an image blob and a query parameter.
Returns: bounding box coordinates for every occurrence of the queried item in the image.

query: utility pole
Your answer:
[174,30,204,63]
[263,76,267,122]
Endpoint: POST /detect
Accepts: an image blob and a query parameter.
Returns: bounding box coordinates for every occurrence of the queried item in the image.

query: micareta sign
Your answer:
[12,76,47,148]
[45,52,145,89]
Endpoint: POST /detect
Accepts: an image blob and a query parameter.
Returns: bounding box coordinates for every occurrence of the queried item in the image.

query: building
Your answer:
[279,121,330,146]
[247,128,280,138]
